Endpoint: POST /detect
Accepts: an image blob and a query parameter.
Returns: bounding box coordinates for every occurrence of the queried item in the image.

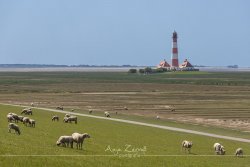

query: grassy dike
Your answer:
[1,104,250,167]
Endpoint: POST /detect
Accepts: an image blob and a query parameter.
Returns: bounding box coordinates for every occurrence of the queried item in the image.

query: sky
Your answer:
[0,0,249,66]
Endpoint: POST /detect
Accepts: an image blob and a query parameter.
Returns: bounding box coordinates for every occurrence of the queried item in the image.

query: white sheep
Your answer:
[28,119,36,127]
[22,117,30,126]
[156,115,160,119]
[52,115,59,121]
[9,113,19,122]
[56,106,64,110]
[213,143,226,155]
[235,148,243,157]
[25,109,33,115]
[182,140,193,153]
[7,114,15,122]
[72,133,90,149]
[56,136,74,148]
[63,116,77,124]
[8,123,20,135]
[104,112,110,118]
[21,108,31,114]
[69,116,77,124]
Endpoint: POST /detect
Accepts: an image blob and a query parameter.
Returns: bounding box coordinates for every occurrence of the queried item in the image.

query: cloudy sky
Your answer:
[0,0,249,66]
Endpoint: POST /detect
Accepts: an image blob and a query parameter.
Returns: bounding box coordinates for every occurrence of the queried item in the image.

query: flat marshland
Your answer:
[1,71,250,130]
[1,71,250,166]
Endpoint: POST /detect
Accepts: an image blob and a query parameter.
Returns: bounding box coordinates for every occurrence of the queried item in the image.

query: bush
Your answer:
[153,68,165,73]
[144,67,152,74]
[128,69,137,73]
[139,69,145,74]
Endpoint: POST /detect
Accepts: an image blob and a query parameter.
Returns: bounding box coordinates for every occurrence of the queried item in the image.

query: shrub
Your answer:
[144,67,152,74]
[128,69,137,73]
[139,69,145,74]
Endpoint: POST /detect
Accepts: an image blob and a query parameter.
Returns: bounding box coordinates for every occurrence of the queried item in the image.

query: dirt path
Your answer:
[2,103,250,143]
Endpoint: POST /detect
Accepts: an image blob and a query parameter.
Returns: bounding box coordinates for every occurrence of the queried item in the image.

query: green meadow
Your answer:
[1,71,250,166]
[1,104,250,167]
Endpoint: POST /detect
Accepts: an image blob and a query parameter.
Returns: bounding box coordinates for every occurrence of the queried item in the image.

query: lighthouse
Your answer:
[171,31,179,68]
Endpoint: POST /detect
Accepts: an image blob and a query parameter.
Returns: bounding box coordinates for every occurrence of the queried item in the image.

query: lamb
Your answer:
[72,133,90,149]
[64,116,77,124]
[213,143,226,155]
[104,111,110,118]
[56,136,74,148]
[28,119,36,127]
[182,140,193,153]
[22,117,30,126]
[235,148,243,157]
[8,123,20,135]
[52,115,59,121]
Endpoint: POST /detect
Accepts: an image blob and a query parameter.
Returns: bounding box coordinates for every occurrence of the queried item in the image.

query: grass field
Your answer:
[1,104,250,167]
[0,71,250,131]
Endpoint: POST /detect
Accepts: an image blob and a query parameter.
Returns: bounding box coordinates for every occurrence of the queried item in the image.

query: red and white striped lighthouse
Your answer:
[171,31,179,68]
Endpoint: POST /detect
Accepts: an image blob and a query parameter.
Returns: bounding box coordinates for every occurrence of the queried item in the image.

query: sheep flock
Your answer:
[5,106,246,156]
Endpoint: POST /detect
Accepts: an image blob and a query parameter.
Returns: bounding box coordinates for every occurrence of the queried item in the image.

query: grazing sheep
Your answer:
[89,109,93,114]
[22,117,30,126]
[235,148,243,157]
[56,106,64,110]
[8,123,20,135]
[64,116,77,124]
[56,136,74,148]
[214,143,226,155]
[18,116,24,122]
[28,119,36,127]
[124,106,128,110]
[21,109,27,114]
[52,115,59,121]
[9,113,19,122]
[104,112,110,118]
[72,133,90,149]
[25,109,33,115]
[182,140,193,153]
[31,102,34,107]
[65,114,70,118]
[21,108,31,114]
[63,117,69,123]
[7,114,15,122]
[71,109,75,112]
[156,115,160,119]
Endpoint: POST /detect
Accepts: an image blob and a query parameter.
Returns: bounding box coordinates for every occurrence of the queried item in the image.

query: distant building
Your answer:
[179,59,195,70]
[157,59,170,69]
[157,31,198,71]
[171,31,179,68]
